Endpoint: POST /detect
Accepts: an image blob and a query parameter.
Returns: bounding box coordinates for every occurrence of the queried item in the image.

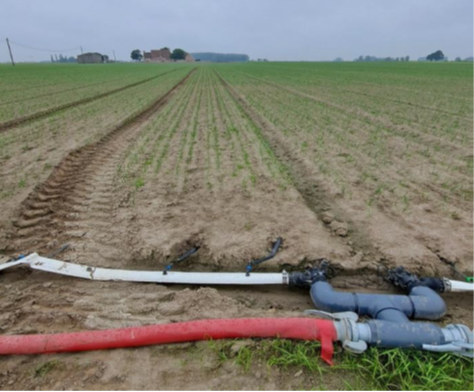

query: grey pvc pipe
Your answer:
[310,281,446,320]
[367,320,446,348]
[321,280,473,356]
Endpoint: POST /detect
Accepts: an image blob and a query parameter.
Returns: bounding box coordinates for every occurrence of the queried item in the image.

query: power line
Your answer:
[8,40,82,53]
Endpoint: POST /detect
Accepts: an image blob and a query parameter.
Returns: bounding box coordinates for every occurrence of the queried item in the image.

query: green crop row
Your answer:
[120,67,292,194]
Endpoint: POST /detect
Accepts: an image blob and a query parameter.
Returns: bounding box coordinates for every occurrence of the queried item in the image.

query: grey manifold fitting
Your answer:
[306,263,473,357]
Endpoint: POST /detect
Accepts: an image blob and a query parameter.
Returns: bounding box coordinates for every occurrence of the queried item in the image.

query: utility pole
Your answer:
[6,38,15,66]
[80,46,83,54]
[113,50,116,62]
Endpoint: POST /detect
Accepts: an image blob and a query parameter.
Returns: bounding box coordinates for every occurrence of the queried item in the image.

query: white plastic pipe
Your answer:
[0,253,288,285]
[447,279,474,292]
[1,254,472,292]
[0,259,24,271]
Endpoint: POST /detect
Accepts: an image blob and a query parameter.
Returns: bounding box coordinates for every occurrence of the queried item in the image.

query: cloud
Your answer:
[0,0,472,62]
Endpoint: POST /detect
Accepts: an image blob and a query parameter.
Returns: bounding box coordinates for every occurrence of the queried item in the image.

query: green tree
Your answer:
[170,48,187,60]
[426,50,444,61]
[131,49,143,61]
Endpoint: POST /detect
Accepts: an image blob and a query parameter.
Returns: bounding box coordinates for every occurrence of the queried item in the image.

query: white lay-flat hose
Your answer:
[446,279,474,292]
[1,254,473,292]
[0,253,288,285]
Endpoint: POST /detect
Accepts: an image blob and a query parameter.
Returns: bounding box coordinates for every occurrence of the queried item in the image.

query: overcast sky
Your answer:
[1,0,472,62]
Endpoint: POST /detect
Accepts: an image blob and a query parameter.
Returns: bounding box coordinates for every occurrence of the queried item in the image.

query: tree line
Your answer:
[349,50,472,63]
[190,53,249,62]
[51,54,76,63]
[354,55,410,62]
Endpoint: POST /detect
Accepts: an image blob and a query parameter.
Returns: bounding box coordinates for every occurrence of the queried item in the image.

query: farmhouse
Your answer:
[143,48,195,62]
[77,52,109,64]
[143,48,171,62]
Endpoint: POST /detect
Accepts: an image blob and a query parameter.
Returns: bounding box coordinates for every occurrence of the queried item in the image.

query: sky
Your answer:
[0,0,472,62]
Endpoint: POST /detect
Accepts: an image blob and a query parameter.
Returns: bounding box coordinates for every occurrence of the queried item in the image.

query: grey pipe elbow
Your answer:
[409,286,446,320]
[310,282,358,313]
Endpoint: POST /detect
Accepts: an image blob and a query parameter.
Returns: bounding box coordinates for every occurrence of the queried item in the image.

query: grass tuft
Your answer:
[134,177,145,189]
[207,339,474,390]
[337,347,474,391]
[34,359,61,378]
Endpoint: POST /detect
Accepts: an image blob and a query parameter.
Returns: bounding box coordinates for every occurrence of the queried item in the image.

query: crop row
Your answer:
[120,67,290,194]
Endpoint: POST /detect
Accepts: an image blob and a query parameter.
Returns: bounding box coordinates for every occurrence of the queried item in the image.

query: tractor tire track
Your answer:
[0,68,183,133]
[10,69,196,259]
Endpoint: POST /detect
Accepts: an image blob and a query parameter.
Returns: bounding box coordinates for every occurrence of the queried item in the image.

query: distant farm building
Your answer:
[143,48,195,63]
[143,48,171,62]
[77,53,109,64]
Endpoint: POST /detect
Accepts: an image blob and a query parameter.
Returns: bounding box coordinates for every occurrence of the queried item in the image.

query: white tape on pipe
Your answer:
[1,253,287,285]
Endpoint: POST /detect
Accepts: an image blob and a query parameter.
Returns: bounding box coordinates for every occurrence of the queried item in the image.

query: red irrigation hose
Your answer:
[0,318,338,365]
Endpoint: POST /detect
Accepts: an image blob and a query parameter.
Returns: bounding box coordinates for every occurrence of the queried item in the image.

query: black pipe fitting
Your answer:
[386,266,445,293]
[289,260,330,288]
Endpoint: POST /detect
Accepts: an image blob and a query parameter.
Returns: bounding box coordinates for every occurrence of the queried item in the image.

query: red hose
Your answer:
[0,318,338,365]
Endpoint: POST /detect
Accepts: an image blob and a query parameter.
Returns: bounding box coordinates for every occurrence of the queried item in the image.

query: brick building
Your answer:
[143,48,171,62]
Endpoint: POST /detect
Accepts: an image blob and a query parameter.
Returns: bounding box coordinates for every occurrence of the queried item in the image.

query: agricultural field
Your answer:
[215,62,473,274]
[0,62,472,390]
[0,63,188,123]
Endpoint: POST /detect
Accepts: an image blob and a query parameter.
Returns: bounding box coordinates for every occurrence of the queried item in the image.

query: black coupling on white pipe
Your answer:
[386,266,446,293]
[288,260,331,288]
